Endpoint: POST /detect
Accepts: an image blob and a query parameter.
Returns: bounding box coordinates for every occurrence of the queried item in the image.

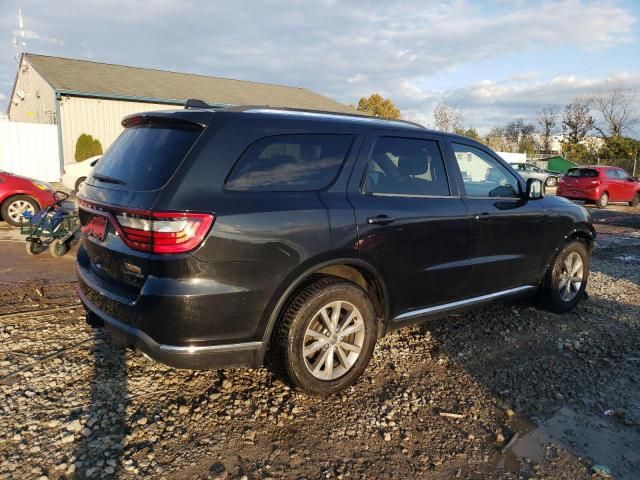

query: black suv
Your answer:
[77,104,594,395]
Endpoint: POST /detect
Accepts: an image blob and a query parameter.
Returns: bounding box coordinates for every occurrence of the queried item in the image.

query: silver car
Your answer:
[511,162,559,187]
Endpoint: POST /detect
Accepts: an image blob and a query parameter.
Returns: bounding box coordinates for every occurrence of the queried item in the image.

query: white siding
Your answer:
[0,121,60,182]
[59,96,179,164]
[7,58,56,124]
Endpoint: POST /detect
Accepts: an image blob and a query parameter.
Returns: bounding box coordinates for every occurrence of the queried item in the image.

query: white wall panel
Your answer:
[0,121,60,182]
[59,97,179,164]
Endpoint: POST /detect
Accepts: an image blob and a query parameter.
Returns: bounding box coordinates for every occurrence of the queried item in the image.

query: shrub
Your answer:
[75,134,103,162]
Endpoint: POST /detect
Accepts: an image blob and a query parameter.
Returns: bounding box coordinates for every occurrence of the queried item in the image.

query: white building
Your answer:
[7,53,355,179]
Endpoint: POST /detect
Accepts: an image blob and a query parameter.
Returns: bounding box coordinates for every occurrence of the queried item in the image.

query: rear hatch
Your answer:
[563,168,600,190]
[78,109,215,294]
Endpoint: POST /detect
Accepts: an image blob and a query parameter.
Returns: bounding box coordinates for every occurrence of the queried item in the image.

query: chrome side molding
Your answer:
[393,285,536,322]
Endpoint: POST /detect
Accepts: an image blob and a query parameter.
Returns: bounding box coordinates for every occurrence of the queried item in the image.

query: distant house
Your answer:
[7,53,355,172]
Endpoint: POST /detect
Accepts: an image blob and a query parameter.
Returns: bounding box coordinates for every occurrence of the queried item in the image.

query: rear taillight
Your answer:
[116,211,214,254]
[79,200,214,254]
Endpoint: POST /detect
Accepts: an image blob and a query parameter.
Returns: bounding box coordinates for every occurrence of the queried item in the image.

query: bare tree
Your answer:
[562,96,594,145]
[591,81,639,138]
[503,119,536,152]
[536,105,559,153]
[433,101,463,132]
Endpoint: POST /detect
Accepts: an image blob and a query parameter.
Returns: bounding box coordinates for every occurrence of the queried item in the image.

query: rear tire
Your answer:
[545,176,558,187]
[596,192,608,208]
[630,193,640,207]
[1,195,38,227]
[539,240,589,313]
[269,276,377,396]
[49,239,68,257]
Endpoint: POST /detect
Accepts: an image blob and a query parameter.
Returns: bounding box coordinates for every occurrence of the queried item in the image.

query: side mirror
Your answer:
[526,178,543,200]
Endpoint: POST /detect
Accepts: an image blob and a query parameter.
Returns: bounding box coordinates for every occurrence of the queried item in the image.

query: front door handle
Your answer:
[473,212,491,221]
[367,215,395,225]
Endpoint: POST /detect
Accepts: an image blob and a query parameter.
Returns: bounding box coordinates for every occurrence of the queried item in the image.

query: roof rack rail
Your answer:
[185,99,211,109]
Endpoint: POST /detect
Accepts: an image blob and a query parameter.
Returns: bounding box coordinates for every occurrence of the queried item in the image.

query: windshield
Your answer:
[89,125,203,191]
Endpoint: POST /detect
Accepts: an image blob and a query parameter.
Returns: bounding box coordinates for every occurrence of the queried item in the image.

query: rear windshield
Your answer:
[89,125,202,191]
[566,168,599,178]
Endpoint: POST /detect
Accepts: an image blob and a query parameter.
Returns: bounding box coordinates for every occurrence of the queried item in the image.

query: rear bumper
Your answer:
[79,286,262,369]
[76,247,264,369]
[556,187,600,201]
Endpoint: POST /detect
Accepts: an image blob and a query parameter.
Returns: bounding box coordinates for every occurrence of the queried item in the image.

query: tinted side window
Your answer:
[226,134,353,191]
[605,169,618,179]
[362,137,449,196]
[615,169,631,180]
[452,143,520,198]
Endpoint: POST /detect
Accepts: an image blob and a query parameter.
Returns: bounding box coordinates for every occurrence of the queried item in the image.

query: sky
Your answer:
[1,0,639,136]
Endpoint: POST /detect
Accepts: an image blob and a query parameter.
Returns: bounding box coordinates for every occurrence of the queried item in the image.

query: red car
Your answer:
[0,171,56,226]
[557,166,640,208]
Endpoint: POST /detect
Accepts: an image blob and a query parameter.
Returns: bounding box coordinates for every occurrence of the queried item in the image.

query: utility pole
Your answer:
[633,150,638,178]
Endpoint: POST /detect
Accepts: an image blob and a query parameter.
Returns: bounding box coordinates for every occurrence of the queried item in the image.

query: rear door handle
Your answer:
[473,212,491,221]
[367,215,395,225]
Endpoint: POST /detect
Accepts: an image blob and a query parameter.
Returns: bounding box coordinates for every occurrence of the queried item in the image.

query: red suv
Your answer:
[557,166,640,208]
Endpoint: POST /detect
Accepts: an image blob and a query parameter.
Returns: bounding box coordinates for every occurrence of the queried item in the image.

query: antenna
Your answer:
[14,9,26,63]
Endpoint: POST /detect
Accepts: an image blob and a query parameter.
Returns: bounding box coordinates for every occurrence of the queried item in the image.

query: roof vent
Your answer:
[185,99,211,109]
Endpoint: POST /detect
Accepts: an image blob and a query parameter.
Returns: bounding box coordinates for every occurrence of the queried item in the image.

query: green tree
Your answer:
[453,127,482,142]
[75,133,103,162]
[356,93,401,119]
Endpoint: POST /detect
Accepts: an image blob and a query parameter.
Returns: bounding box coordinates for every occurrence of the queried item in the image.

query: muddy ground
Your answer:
[0,203,639,480]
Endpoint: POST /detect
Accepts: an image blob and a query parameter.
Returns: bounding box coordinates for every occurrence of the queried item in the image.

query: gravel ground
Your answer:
[0,205,639,480]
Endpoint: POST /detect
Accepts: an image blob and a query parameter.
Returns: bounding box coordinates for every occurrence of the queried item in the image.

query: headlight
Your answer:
[31,181,53,191]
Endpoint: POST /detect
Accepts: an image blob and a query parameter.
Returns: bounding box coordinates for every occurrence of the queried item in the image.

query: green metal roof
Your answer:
[25,53,356,114]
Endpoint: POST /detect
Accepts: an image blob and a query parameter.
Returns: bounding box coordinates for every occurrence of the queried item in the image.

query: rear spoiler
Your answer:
[121,111,212,129]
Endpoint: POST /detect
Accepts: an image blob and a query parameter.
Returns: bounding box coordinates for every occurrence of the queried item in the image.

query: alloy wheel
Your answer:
[303,301,365,381]
[7,199,35,223]
[558,252,584,301]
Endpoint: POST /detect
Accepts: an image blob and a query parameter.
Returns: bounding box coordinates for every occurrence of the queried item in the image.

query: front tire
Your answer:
[540,240,589,313]
[545,176,558,187]
[630,193,640,207]
[270,277,377,396]
[596,192,608,208]
[1,195,38,227]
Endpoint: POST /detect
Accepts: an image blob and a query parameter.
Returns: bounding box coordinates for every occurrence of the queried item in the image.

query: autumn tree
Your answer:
[536,105,559,153]
[485,127,509,152]
[592,81,639,138]
[433,101,463,132]
[356,94,401,119]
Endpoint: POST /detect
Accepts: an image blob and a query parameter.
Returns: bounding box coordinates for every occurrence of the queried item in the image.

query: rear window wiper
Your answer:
[92,173,127,185]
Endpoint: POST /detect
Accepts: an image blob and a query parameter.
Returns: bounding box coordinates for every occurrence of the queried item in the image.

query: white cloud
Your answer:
[0,0,637,136]
[12,29,64,46]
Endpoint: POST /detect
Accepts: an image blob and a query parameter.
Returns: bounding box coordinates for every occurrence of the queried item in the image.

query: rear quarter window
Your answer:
[89,125,202,191]
[225,134,354,191]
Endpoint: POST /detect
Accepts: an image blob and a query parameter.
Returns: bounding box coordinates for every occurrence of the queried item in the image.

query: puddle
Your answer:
[495,406,640,479]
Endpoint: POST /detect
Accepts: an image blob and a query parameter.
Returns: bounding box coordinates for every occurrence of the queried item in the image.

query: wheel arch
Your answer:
[259,257,390,361]
[566,225,596,253]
